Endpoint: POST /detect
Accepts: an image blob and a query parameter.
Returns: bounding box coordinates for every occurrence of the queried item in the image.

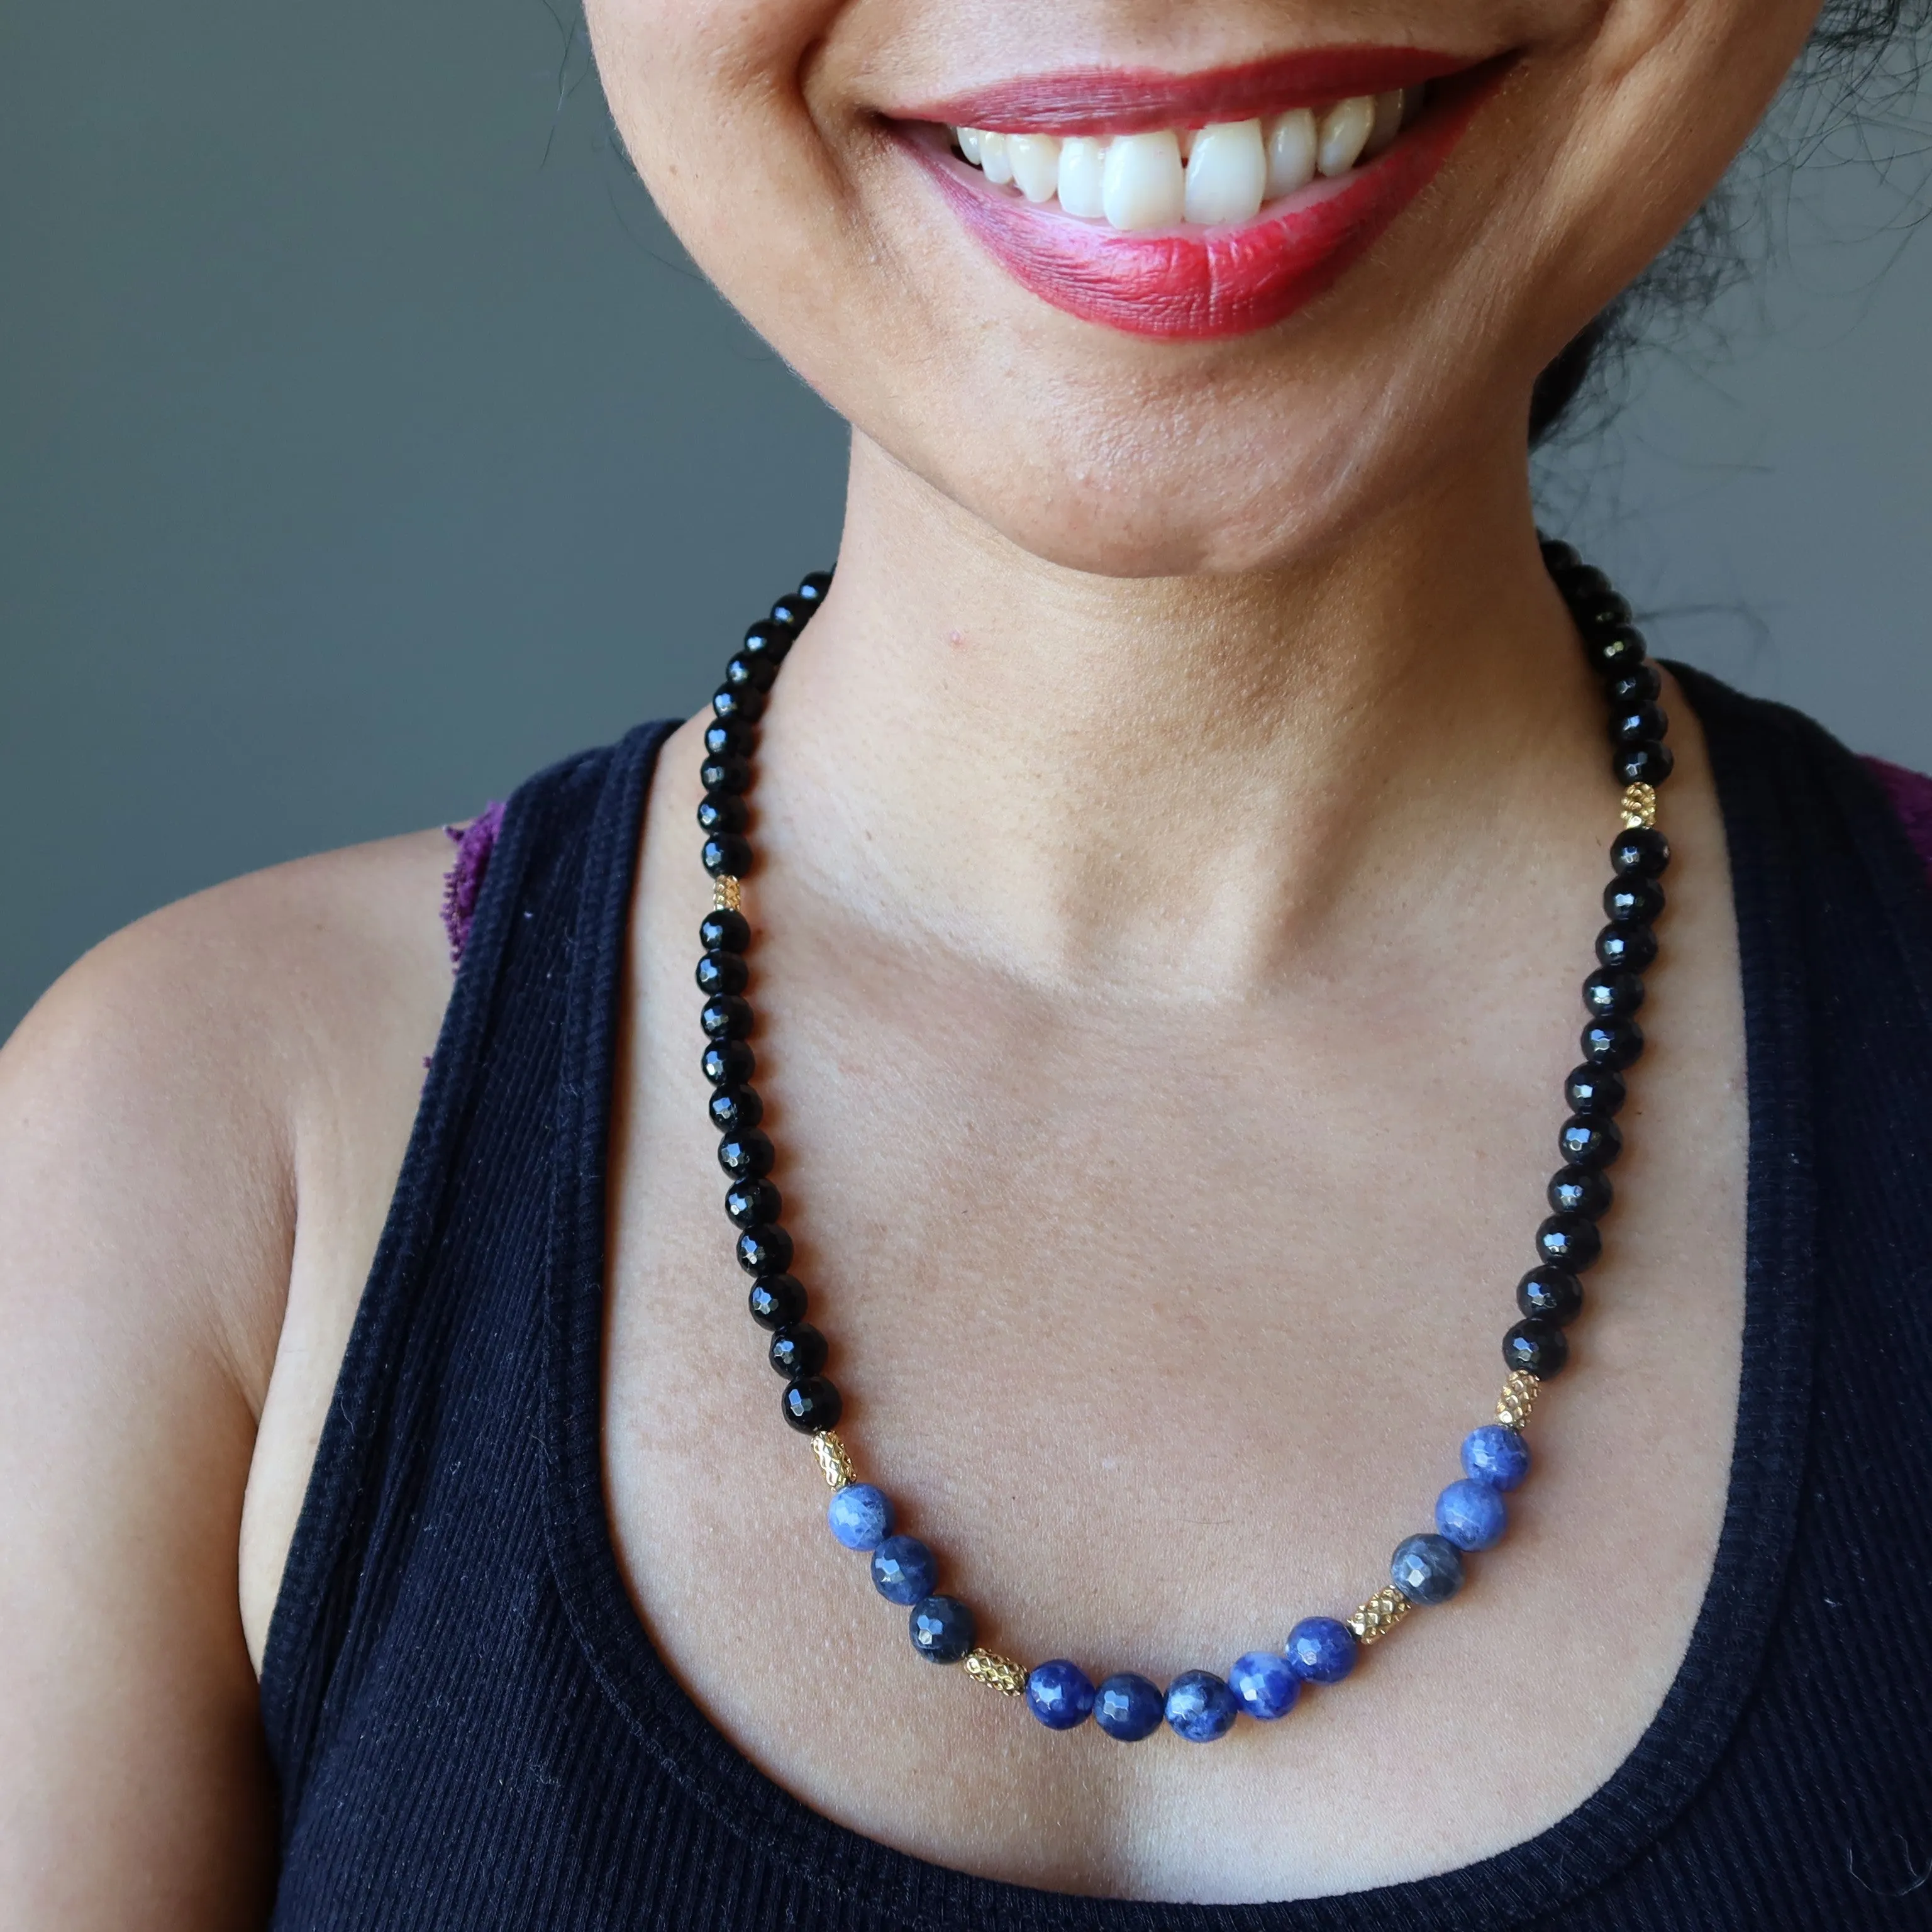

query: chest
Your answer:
[599,796,1748,1903]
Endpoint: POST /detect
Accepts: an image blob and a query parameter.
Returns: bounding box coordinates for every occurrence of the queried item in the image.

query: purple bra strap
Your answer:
[441,802,506,968]
[433,764,1932,974]
[1865,757,1932,883]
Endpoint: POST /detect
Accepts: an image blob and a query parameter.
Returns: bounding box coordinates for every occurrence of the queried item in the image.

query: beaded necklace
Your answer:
[692,544,1672,1742]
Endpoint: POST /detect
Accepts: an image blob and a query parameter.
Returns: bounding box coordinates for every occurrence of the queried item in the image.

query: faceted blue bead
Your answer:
[1285,1616,1358,1684]
[1391,1532,1465,1605]
[1165,1670,1239,1743]
[908,1594,976,1663]
[1094,1672,1165,1742]
[1228,1651,1299,1721]
[1461,1423,1531,1493]
[870,1535,937,1605]
[826,1484,893,1552]
[1025,1660,1096,1730]
[1436,1477,1508,1552]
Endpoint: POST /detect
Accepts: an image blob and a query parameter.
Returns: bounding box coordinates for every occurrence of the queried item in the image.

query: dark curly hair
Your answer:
[1530,0,1931,441]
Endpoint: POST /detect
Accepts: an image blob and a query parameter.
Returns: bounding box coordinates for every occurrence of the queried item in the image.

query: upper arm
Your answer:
[0,830,453,1931]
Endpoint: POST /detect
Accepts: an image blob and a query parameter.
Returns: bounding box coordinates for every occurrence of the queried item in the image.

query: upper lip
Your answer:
[892,45,1483,136]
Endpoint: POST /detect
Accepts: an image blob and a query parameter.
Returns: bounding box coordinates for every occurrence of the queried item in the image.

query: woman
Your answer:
[5,0,1929,1924]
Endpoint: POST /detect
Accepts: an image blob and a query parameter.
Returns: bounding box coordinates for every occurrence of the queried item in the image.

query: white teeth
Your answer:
[1182,119,1265,226]
[1007,132,1062,203]
[1316,95,1376,177]
[1102,129,1185,231]
[1364,90,1404,159]
[948,85,1417,230]
[1263,108,1317,199]
[1056,136,1108,218]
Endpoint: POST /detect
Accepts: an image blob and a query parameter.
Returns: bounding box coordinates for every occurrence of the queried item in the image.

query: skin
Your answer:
[0,0,1826,1920]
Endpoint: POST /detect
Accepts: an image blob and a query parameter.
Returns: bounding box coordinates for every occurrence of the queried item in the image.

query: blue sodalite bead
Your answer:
[1025,1660,1096,1730]
[1228,1651,1299,1721]
[1094,1673,1165,1742]
[1436,1478,1507,1552]
[908,1595,976,1663]
[1285,1616,1358,1684]
[1391,1533,1465,1605]
[870,1535,937,1605]
[1165,1670,1239,1743]
[1462,1423,1531,1492]
[826,1484,893,1552]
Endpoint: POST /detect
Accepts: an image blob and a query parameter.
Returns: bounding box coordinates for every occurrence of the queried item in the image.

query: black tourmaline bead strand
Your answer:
[693,573,844,1441]
[1503,538,1677,1387]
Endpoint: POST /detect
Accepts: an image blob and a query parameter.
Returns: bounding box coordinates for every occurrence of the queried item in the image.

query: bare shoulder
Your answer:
[0,827,455,1931]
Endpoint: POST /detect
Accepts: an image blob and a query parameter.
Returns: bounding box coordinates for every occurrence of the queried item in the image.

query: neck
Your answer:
[758,431,1614,991]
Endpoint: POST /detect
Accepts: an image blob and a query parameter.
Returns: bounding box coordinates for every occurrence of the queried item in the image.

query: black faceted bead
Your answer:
[1581,1016,1645,1069]
[700,752,752,795]
[703,716,755,761]
[1565,1062,1626,1117]
[796,570,833,608]
[723,650,779,695]
[1596,922,1657,972]
[700,908,751,955]
[726,1177,781,1228]
[1536,1213,1602,1271]
[713,682,765,726]
[1614,740,1675,787]
[765,596,809,633]
[1558,1112,1623,1169]
[782,1375,842,1433]
[718,1129,775,1180]
[1607,662,1663,706]
[1518,1265,1585,1325]
[702,833,753,879]
[736,1223,794,1276]
[1582,628,1648,680]
[701,994,754,1041]
[1548,1164,1613,1219]
[1504,1317,1571,1377]
[1557,564,1614,606]
[909,1595,977,1664]
[697,791,749,837]
[1609,702,1667,747]
[1580,592,1635,632]
[748,1273,806,1330]
[1540,538,1582,574]
[742,617,795,662]
[709,1085,763,1135]
[696,948,749,997]
[769,1323,828,1378]
[1584,968,1646,1018]
[1609,827,1671,877]
[1604,876,1665,925]
[702,1038,755,1087]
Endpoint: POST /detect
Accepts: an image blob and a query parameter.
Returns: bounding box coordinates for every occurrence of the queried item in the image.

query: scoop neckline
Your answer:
[540,669,1818,1930]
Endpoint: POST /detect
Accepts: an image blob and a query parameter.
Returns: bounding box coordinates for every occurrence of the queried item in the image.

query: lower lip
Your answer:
[901,72,1498,342]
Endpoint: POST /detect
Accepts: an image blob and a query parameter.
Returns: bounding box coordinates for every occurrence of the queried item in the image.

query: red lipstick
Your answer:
[900,62,1501,343]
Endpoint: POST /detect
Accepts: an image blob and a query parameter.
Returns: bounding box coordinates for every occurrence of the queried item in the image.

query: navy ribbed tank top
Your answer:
[260,667,1932,1929]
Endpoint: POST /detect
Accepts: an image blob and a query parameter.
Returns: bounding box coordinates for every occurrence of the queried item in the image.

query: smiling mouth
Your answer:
[893,50,1507,341]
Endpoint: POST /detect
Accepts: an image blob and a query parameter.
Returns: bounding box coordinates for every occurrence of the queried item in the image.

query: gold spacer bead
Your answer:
[964,1649,1028,1696]
[1619,782,1658,831]
[713,875,743,914]
[810,1430,855,1490]
[1346,1585,1413,1645]
[1497,1369,1541,1431]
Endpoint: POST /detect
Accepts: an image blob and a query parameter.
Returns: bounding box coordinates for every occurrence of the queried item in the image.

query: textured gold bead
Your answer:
[1497,1368,1541,1431]
[713,875,743,914]
[1346,1585,1413,1645]
[810,1430,855,1490]
[964,1650,1028,1696]
[1619,782,1658,831]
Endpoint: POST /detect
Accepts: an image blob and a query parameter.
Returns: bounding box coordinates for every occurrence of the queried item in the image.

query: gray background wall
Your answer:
[3,3,1928,1038]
